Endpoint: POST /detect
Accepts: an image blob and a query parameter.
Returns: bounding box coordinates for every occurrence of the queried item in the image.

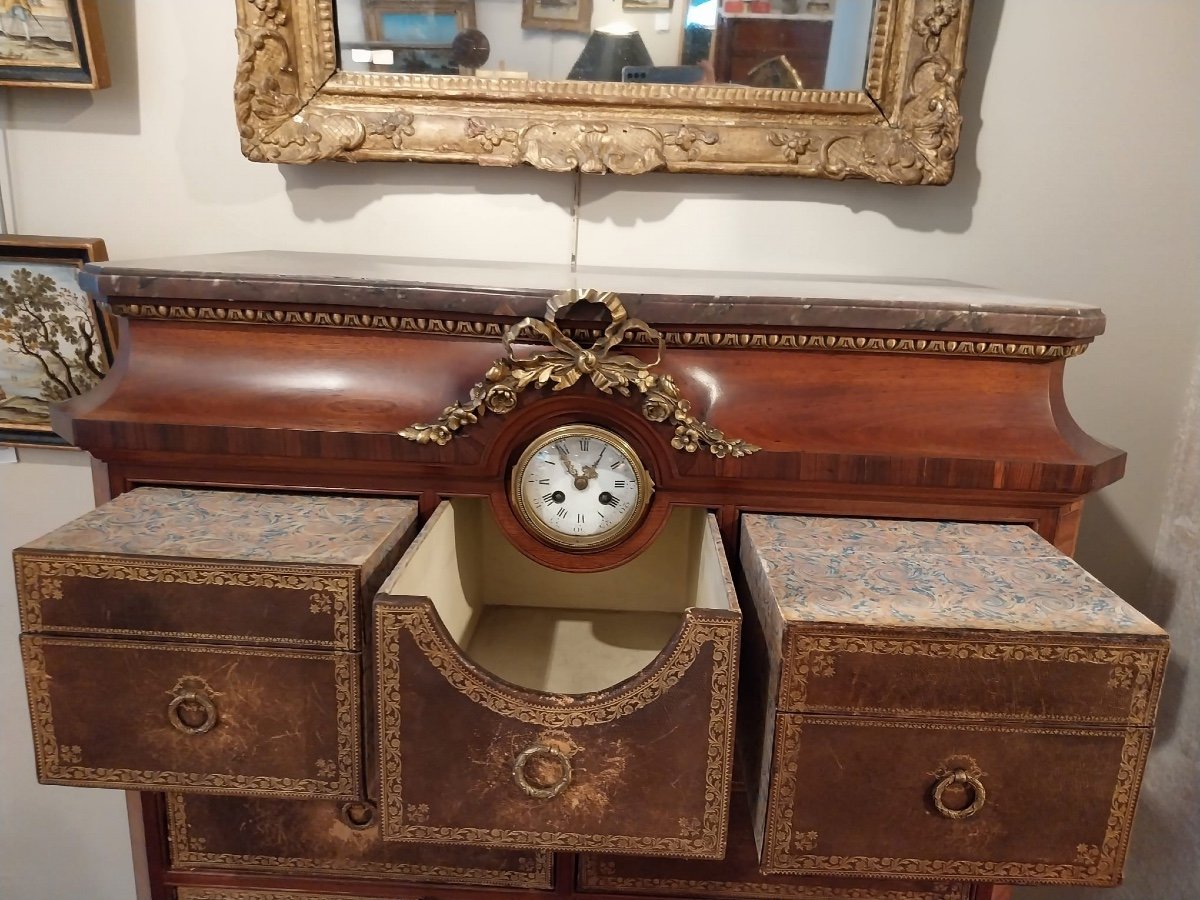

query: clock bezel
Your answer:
[508,423,654,552]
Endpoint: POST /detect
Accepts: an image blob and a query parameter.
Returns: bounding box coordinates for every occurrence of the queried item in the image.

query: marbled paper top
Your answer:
[741,515,1163,636]
[25,487,417,572]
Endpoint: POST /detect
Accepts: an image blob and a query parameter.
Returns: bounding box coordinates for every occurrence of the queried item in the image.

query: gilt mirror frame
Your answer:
[234,0,971,183]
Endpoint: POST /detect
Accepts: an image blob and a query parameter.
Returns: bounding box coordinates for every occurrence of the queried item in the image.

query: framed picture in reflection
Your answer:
[0,0,108,88]
[522,0,593,35]
[624,0,672,10]
[363,0,476,74]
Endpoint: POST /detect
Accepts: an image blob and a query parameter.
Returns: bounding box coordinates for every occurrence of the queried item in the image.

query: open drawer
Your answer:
[373,499,741,858]
[15,488,417,799]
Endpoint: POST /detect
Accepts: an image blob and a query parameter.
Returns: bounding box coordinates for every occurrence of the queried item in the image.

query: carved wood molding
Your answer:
[232,0,973,183]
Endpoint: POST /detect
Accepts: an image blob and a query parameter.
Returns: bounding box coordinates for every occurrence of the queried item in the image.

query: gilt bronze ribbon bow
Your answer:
[399,289,758,459]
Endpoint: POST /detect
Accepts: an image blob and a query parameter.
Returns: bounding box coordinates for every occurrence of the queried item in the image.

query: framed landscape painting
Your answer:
[0,236,112,446]
[522,0,592,35]
[0,0,109,89]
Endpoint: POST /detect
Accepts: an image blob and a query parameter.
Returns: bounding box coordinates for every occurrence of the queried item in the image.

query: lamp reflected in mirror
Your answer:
[567,23,652,82]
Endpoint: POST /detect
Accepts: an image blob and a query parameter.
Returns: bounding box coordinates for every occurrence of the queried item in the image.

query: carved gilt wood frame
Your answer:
[234,0,972,182]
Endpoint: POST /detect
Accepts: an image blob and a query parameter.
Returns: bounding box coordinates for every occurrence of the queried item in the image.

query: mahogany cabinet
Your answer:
[10,252,1165,900]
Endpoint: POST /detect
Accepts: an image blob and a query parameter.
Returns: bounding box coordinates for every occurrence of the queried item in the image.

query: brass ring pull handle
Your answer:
[931,769,986,819]
[512,744,573,800]
[167,690,218,735]
[338,801,376,830]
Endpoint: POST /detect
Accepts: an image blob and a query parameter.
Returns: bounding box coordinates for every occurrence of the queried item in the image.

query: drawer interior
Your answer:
[382,499,734,693]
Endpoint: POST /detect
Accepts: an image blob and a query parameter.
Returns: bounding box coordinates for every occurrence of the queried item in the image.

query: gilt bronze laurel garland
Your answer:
[398,289,760,458]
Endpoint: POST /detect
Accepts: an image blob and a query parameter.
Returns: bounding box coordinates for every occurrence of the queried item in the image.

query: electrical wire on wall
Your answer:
[0,88,13,233]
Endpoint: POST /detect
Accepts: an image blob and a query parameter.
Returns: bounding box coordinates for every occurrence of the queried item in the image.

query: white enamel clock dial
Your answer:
[510,425,653,550]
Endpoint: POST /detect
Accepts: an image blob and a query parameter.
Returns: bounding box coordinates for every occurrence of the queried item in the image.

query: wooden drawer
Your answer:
[168,793,553,889]
[579,790,973,899]
[14,488,417,799]
[740,515,1169,886]
[374,499,741,858]
[22,636,360,798]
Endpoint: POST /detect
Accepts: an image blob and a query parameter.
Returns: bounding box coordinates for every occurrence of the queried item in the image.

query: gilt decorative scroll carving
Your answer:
[399,289,760,458]
[232,0,973,183]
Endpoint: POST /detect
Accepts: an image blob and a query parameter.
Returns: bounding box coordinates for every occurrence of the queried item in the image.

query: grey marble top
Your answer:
[82,251,1105,339]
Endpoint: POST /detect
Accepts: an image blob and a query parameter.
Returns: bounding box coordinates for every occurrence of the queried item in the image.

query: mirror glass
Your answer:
[335,0,875,91]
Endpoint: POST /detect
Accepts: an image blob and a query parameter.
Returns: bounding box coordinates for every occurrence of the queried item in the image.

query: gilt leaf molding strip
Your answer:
[104,302,1090,361]
[399,289,760,458]
[232,0,974,183]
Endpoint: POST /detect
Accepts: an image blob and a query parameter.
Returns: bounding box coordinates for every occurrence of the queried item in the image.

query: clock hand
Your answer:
[581,446,606,482]
[553,442,580,478]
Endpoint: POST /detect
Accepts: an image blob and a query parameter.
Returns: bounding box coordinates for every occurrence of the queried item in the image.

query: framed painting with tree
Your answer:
[0,236,112,446]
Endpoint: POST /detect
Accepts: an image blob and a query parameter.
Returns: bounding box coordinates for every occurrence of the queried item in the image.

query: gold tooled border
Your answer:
[107,302,1090,362]
[781,632,1168,727]
[375,603,739,856]
[176,891,399,900]
[762,716,1152,884]
[166,794,553,889]
[15,552,358,651]
[578,853,972,899]
[22,636,360,799]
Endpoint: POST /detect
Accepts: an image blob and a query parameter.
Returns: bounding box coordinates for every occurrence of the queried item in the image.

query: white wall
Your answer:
[1,1,1197,898]
[0,448,137,900]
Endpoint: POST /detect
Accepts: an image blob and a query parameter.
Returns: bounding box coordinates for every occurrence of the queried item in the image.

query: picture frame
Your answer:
[521,0,593,35]
[0,236,112,446]
[0,0,109,89]
[623,0,671,10]
[234,0,973,182]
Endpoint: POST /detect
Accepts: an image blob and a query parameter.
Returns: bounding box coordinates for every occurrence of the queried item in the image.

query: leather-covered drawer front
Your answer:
[15,489,420,651]
[374,599,739,858]
[168,793,553,889]
[16,553,361,650]
[372,502,741,859]
[761,714,1152,885]
[22,636,360,798]
[580,792,972,899]
[781,630,1164,727]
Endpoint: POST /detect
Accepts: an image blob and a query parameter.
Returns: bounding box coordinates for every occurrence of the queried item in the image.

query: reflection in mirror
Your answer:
[336,0,875,91]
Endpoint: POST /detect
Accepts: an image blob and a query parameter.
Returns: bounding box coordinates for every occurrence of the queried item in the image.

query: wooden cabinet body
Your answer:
[19,252,1155,900]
